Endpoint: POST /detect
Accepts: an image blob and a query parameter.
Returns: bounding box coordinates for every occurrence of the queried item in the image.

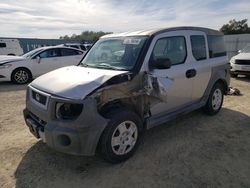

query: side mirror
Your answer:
[150,58,172,69]
[238,50,242,53]
[36,56,41,63]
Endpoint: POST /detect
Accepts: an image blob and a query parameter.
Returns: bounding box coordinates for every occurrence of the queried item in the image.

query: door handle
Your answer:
[186,69,197,78]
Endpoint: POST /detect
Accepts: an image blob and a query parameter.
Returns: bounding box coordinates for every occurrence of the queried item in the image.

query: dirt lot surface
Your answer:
[0,77,250,188]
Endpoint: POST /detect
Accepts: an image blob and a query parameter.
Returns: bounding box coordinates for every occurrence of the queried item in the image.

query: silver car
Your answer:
[24,27,230,163]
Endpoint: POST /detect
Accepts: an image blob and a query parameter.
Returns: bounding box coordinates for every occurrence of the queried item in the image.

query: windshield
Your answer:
[80,36,148,71]
[241,45,250,53]
[22,48,44,58]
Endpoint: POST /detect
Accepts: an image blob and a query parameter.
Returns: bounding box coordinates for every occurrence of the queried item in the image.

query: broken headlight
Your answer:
[56,103,83,120]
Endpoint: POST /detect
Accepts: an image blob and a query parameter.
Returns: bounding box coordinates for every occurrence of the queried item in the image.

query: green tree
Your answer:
[220,19,250,35]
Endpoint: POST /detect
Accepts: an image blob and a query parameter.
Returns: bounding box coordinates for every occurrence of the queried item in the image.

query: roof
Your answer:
[101,26,223,38]
[35,45,84,52]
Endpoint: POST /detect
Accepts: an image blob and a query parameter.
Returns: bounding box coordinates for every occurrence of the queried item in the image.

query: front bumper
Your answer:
[0,69,11,81]
[23,88,108,156]
[231,63,250,73]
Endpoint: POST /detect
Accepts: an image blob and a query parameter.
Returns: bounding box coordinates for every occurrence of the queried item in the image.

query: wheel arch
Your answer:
[7,53,16,56]
[214,78,228,94]
[98,98,145,125]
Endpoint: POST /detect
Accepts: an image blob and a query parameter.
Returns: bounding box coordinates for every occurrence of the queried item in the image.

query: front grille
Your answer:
[235,60,250,65]
[29,86,50,110]
[32,90,47,105]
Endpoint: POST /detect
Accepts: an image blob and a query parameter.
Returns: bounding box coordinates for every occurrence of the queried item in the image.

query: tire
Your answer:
[203,83,224,115]
[11,68,32,84]
[99,109,142,163]
[230,72,238,78]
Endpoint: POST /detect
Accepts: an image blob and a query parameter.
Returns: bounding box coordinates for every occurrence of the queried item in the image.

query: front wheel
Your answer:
[11,68,32,84]
[203,83,224,115]
[99,110,142,163]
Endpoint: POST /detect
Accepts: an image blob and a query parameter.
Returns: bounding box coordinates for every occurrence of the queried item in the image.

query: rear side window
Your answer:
[0,43,6,48]
[61,48,82,56]
[190,35,207,61]
[207,35,226,58]
[151,36,187,65]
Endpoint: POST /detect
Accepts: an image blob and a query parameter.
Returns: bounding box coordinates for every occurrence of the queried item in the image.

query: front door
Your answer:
[32,48,61,77]
[147,31,195,116]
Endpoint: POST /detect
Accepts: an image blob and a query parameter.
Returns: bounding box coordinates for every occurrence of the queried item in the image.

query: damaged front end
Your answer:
[88,71,174,122]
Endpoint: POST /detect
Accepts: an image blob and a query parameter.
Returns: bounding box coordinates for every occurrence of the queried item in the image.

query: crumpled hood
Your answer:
[233,53,250,60]
[0,55,25,64]
[30,66,128,99]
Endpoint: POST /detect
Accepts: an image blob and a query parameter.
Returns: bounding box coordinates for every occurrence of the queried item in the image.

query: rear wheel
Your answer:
[11,68,32,84]
[203,83,224,115]
[99,109,142,163]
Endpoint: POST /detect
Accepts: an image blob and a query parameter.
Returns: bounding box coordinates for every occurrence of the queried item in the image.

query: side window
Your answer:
[190,35,207,61]
[61,48,82,56]
[0,43,6,48]
[151,36,187,65]
[39,49,60,58]
[207,35,226,58]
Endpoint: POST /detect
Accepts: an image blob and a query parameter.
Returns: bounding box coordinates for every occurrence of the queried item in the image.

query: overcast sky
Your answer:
[0,0,249,39]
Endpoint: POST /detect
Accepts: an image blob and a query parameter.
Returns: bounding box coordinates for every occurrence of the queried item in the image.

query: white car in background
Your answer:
[0,46,84,84]
[230,45,250,77]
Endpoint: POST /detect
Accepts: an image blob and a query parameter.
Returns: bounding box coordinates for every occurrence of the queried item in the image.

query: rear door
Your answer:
[59,48,84,66]
[188,31,211,101]
[146,31,195,116]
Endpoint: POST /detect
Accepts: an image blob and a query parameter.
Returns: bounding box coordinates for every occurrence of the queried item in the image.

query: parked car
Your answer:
[0,38,24,56]
[0,46,84,84]
[24,27,230,163]
[230,45,250,77]
[62,43,92,52]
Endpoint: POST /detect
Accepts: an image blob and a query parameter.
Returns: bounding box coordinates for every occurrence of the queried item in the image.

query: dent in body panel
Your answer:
[89,72,173,117]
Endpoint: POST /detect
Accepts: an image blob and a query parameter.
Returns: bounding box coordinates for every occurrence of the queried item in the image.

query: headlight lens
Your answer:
[56,102,83,120]
[0,64,12,69]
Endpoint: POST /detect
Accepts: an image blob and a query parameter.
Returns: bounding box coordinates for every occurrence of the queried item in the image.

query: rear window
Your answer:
[0,43,6,48]
[207,35,226,58]
[190,35,207,61]
[61,48,82,56]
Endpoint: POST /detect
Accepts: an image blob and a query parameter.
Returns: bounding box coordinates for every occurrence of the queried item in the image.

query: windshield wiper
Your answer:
[94,63,126,71]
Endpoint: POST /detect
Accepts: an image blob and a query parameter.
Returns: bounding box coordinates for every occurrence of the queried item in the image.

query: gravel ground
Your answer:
[0,77,250,188]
